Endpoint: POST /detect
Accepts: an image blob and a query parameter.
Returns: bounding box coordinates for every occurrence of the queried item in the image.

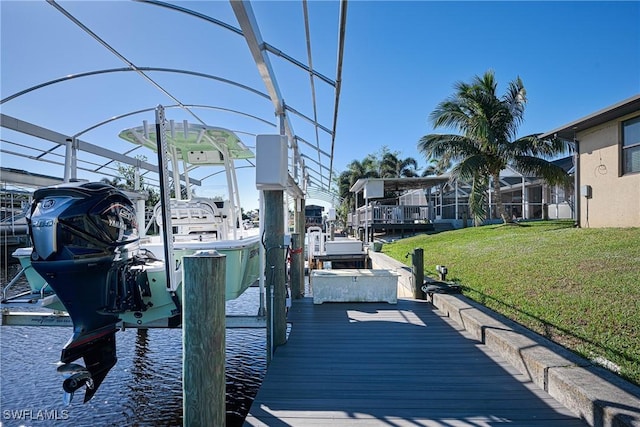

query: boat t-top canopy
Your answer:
[118,122,254,166]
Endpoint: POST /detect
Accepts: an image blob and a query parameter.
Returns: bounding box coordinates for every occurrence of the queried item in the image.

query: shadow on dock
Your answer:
[245,298,586,426]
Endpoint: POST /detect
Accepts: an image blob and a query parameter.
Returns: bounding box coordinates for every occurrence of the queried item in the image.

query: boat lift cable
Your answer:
[329,0,348,186]
[302,0,324,189]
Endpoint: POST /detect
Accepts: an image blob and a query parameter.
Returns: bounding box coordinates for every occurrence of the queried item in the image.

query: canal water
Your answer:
[0,262,267,426]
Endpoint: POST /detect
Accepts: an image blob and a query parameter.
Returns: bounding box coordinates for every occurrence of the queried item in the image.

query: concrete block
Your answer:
[311,269,398,304]
[324,240,363,255]
[484,327,589,391]
[548,365,640,427]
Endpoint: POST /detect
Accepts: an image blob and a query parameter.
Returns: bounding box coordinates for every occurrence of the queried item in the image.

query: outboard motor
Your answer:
[28,182,152,403]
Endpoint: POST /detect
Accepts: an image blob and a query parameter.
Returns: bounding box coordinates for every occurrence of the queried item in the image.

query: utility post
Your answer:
[264,190,287,359]
[256,133,292,361]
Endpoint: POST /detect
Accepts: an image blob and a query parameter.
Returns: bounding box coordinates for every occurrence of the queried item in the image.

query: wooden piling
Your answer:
[295,198,306,298]
[290,233,302,301]
[183,251,226,427]
[264,190,286,359]
[411,248,424,299]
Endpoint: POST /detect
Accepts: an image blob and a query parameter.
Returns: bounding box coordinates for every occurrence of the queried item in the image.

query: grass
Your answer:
[382,220,640,386]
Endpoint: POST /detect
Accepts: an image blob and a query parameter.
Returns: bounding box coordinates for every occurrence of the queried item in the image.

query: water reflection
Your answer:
[1,266,266,427]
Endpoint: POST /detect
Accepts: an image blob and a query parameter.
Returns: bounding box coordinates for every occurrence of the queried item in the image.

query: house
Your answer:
[348,162,575,238]
[406,159,574,226]
[540,94,640,228]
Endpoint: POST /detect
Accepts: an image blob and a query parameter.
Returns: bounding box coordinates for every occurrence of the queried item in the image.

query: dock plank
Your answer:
[244,298,586,426]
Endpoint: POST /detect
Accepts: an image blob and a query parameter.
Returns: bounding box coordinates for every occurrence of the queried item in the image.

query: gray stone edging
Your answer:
[370,250,640,427]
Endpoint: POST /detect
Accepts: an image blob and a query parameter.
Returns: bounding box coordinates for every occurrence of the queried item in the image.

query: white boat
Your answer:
[7,121,262,321]
[114,120,262,325]
[3,120,262,402]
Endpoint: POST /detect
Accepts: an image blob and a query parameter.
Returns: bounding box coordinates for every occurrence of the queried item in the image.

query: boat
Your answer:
[113,120,262,326]
[8,119,262,403]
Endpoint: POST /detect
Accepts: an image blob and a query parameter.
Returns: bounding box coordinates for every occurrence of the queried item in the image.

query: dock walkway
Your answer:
[244,298,586,426]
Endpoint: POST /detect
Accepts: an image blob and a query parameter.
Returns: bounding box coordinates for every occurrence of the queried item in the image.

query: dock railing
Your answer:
[348,204,431,229]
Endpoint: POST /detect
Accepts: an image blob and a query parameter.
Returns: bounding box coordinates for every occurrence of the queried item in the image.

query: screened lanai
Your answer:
[348,158,575,239]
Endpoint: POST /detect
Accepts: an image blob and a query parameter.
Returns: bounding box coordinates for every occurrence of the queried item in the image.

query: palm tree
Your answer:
[379,149,419,178]
[421,156,451,177]
[336,156,379,212]
[418,70,570,224]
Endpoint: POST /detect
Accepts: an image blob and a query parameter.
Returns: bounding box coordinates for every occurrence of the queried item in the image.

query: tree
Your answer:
[418,70,570,225]
[379,147,419,178]
[336,156,380,213]
[102,156,161,209]
[335,150,423,226]
[421,156,451,177]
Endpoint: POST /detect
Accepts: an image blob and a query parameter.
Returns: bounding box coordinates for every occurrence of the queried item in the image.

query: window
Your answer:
[622,116,640,174]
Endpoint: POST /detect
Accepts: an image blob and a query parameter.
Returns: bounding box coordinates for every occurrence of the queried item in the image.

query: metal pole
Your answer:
[63,138,72,182]
[364,197,369,244]
[154,106,176,293]
[296,197,306,297]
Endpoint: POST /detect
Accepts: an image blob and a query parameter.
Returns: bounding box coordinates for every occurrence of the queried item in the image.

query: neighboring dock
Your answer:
[244,298,586,426]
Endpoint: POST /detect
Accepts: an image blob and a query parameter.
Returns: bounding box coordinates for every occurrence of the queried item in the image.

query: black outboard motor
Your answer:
[28,182,151,403]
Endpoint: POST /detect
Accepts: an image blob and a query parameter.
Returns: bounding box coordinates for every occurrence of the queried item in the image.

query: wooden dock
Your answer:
[244,298,586,426]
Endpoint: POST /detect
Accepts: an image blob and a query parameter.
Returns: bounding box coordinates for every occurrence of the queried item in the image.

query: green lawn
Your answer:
[382,220,640,385]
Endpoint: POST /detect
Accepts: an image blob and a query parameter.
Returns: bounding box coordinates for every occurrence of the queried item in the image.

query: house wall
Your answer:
[578,113,640,228]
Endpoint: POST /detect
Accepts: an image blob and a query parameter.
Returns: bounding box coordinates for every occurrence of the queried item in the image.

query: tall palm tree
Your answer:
[418,70,570,224]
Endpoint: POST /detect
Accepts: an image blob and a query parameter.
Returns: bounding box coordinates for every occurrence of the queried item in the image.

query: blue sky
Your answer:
[1,1,639,211]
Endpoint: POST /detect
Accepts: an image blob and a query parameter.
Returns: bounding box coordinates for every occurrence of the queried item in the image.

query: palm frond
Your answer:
[469,174,489,225]
[511,155,571,186]
[418,134,481,159]
[453,154,490,182]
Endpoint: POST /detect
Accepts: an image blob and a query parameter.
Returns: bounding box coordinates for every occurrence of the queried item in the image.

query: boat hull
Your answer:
[10,235,261,327]
[113,235,262,326]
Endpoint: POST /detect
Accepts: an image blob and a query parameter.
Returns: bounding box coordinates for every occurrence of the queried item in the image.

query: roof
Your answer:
[539,94,640,141]
[0,2,346,204]
[349,176,451,194]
